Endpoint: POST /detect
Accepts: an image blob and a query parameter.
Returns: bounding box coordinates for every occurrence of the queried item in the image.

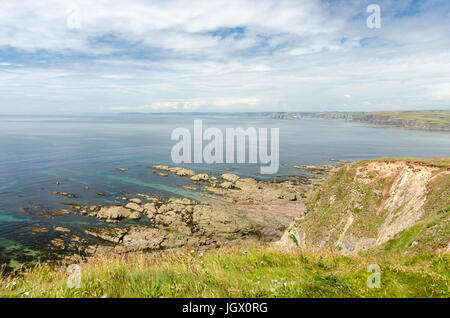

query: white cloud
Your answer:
[106,98,262,112]
[0,0,449,113]
[429,83,450,99]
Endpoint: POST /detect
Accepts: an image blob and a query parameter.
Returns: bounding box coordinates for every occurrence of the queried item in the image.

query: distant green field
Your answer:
[266,110,450,130]
[385,110,450,124]
[353,110,450,129]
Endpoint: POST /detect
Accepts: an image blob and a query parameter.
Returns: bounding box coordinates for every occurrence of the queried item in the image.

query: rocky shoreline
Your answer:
[10,157,447,270]
[38,164,336,264]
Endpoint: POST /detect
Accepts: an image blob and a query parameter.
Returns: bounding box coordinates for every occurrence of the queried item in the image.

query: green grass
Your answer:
[0,247,448,298]
[380,225,423,255]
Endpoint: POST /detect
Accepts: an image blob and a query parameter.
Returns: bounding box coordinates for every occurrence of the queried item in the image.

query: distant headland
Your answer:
[264,110,450,131]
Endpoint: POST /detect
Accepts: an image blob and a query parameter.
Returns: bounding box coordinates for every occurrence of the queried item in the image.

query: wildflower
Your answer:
[190,250,195,254]
[24,292,29,296]
[199,252,204,257]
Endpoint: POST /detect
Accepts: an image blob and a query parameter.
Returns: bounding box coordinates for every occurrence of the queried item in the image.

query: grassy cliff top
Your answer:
[0,247,448,298]
[357,157,450,170]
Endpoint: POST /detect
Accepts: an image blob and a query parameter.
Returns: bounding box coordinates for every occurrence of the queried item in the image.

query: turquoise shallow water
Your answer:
[0,113,449,267]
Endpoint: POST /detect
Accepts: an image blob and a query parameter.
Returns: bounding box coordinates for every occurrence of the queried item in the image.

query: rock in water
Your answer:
[128,198,142,204]
[190,173,210,182]
[221,173,240,183]
[129,212,141,220]
[97,206,131,221]
[125,202,144,212]
[55,226,71,233]
[169,167,196,176]
[152,165,170,170]
[220,181,234,189]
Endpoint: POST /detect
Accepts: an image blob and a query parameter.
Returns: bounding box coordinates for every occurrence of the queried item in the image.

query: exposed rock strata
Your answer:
[277,160,450,255]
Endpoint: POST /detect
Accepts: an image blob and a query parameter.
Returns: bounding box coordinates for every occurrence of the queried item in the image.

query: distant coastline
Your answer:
[117,110,450,132]
[264,110,450,132]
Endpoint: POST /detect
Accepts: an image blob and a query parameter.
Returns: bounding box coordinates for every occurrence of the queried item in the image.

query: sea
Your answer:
[1,113,449,268]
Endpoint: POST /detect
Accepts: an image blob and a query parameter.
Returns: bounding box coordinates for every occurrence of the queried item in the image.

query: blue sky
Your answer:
[0,0,449,114]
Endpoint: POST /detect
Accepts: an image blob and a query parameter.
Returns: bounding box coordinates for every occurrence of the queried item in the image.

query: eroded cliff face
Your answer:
[278,159,450,255]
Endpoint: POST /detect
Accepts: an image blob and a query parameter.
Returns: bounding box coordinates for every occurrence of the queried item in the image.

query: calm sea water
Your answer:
[0,113,449,267]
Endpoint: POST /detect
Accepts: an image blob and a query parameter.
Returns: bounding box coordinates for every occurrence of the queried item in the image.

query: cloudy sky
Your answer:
[0,0,449,114]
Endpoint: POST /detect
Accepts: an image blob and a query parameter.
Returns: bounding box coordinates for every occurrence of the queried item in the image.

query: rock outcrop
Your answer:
[151,165,195,177]
[80,165,325,256]
[221,173,240,183]
[37,164,327,260]
[96,206,131,222]
[84,198,267,254]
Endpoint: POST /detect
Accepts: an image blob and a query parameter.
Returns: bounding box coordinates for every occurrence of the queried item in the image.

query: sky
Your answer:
[0,0,449,114]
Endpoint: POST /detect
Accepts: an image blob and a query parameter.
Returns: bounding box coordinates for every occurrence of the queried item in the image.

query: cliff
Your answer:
[279,158,450,255]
